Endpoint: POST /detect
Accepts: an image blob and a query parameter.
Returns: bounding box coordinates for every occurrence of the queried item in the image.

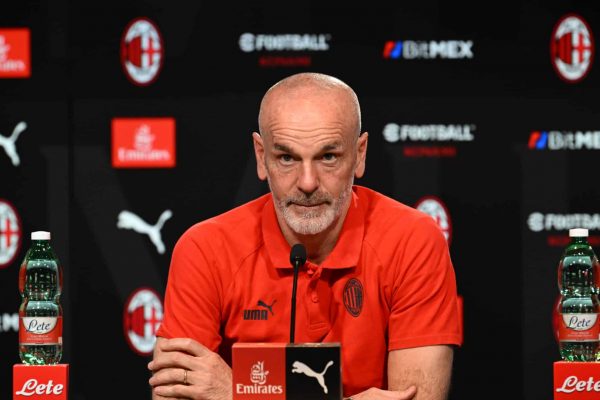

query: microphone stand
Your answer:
[290,259,300,343]
[289,243,306,344]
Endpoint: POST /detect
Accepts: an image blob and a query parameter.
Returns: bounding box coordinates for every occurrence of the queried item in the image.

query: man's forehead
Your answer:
[262,91,353,131]
[258,74,361,140]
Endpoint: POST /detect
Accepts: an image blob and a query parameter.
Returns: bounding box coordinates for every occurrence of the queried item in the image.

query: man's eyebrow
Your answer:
[273,143,293,153]
[321,142,342,152]
[272,141,343,153]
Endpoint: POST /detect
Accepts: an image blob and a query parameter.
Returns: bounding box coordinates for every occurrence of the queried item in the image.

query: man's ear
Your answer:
[354,132,368,178]
[253,132,268,181]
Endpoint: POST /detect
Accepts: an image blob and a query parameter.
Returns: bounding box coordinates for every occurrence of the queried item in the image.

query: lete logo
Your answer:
[557,376,600,393]
[15,379,64,396]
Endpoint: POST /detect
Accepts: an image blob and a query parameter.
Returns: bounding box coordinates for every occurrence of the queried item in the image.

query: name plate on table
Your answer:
[233,343,341,400]
[555,361,600,400]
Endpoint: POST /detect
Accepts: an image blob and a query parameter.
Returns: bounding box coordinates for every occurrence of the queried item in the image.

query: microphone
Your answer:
[289,244,306,344]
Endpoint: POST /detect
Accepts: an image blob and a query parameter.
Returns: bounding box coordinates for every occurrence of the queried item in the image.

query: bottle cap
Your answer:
[569,228,588,237]
[31,231,51,240]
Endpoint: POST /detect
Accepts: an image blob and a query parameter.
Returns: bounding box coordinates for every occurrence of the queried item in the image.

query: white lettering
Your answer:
[528,212,600,232]
[546,131,600,150]
[239,33,330,52]
[235,383,283,394]
[382,124,475,143]
[118,148,170,161]
[400,40,473,59]
[15,379,64,396]
[557,376,578,393]
[0,60,25,71]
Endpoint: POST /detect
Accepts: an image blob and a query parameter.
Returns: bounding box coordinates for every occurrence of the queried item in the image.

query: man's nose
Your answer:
[297,161,319,194]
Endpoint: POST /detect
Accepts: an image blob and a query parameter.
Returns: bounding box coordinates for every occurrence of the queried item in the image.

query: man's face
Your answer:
[254,89,367,236]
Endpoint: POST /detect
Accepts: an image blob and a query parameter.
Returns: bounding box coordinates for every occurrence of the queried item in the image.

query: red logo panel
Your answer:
[0,29,30,78]
[555,362,600,400]
[13,364,68,399]
[232,343,286,400]
[112,118,176,168]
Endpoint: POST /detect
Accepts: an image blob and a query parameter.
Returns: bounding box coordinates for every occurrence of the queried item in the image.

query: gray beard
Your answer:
[270,181,353,235]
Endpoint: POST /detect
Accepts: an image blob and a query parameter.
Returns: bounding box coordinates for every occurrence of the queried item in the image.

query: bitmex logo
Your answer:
[383,40,473,59]
[528,130,600,150]
[0,29,30,78]
[112,118,175,168]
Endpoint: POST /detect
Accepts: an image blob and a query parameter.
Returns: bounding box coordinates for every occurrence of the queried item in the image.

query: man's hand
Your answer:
[148,337,232,400]
[348,386,417,399]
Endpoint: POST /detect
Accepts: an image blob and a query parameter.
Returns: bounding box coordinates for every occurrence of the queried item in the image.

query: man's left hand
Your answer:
[148,337,232,400]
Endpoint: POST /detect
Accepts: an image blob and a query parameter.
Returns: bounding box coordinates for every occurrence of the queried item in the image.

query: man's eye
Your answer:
[323,153,337,162]
[279,154,294,163]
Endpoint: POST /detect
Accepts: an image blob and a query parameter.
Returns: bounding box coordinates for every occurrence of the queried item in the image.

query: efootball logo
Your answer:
[121,18,163,86]
[550,14,594,83]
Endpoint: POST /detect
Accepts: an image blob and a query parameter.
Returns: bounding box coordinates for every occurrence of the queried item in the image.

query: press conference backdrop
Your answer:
[1,1,599,399]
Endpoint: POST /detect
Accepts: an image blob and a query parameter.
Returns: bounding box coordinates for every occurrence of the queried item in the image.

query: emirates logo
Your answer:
[134,124,155,151]
[250,361,268,385]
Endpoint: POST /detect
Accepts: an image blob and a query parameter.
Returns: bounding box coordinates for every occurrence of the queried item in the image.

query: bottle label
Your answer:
[19,316,62,345]
[559,313,600,341]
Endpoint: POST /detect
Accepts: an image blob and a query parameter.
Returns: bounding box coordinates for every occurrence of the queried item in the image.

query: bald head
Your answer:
[258,73,362,138]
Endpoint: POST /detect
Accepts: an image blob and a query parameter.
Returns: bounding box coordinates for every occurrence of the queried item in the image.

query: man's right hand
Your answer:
[348,386,417,400]
[148,337,232,400]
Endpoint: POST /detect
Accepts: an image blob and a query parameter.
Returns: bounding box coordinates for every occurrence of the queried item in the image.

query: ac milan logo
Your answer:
[120,18,163,86]
[0,199,21,269]
[343,278,363,317]
[415,196,452,244]
[123,287,163,356]
[550,14,594,83]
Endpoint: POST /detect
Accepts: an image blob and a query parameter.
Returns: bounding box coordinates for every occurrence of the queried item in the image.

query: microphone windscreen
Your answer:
[289,243,307,267]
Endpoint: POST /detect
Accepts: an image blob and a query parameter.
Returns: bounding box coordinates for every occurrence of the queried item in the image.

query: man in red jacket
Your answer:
[148,72,461,400]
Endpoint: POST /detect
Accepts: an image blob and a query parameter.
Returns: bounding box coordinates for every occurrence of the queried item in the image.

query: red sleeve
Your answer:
[388,216,462,350]
[156,226,224,352]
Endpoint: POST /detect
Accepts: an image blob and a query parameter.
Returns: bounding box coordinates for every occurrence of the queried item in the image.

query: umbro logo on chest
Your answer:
[243,299,277,320]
